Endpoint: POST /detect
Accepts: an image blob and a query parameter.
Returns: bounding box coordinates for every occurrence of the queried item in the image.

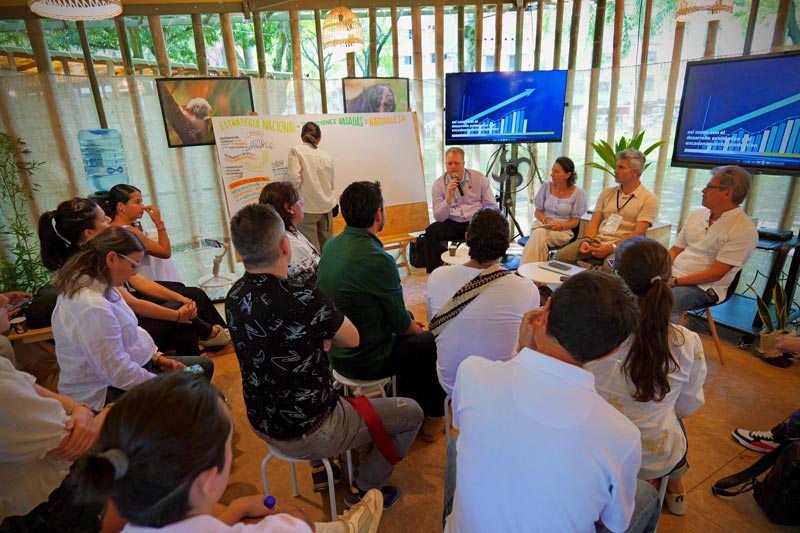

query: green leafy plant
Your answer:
[748,281,790,334]
[586,131,665,178]
[0,134,49,293]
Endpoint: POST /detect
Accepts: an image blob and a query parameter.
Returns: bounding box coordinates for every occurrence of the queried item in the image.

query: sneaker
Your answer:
[199,327,231,347]
[664,491,686,515]
[343,485,401,511]
[337,488,383,533]
[731,428,780,453]
[311,458,343,493]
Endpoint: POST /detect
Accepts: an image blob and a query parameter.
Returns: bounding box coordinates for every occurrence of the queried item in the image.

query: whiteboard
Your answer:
[211,112,425,218]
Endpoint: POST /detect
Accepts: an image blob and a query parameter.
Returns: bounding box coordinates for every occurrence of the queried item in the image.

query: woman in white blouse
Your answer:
[585,236,707,516]
[259,182,320,288]
[51,226,201,411]
[520,157,587,265]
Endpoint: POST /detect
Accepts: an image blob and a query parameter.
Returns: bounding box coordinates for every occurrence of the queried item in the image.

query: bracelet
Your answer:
[175,308,181,322]
[66,403,91,416]
[157,228,167,232]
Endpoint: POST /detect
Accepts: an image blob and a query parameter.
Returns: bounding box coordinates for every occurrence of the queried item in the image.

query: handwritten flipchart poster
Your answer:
[211,112,425,219]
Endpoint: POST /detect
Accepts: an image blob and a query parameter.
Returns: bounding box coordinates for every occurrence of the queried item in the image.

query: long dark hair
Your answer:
[73,373,231,528]
[301,122,321,147]
[259,181,299,231]
[555,156,578,187]
[614,236,681,402]
[55,226,144,298]
[105,184,141,218]
[38,197,102,271]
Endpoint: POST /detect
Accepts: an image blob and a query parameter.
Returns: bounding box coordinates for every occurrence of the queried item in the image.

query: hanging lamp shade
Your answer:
[322,6,365,55]
[28,0,122,21]
[676,0,734,22]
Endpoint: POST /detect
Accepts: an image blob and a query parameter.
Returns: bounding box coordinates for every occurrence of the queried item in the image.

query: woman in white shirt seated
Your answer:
[51,226,209,411]
[72,372,383,533]
[520,156,587,265]
[585,236,707,516]
[259,182,320,288]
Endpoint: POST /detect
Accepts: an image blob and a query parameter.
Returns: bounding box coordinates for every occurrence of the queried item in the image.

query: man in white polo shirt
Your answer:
[445,271,660,533]
[668,165,758,314]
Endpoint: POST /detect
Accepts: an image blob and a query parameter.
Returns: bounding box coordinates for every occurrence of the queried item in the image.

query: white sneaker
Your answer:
[199,328,231,347]
[339,488,383,533]
[664,491,686,515]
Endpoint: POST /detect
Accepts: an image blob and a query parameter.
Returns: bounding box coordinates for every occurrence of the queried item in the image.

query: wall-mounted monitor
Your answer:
[343,77,410,113]
[445,70,568,145]
[156,77,254,148]
[672,51,800,175]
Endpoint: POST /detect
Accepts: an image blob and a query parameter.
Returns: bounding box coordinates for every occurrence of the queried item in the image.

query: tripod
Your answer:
[497,172,525,241]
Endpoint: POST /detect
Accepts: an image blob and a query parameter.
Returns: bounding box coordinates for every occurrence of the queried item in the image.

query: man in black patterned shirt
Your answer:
[226,203,423,511]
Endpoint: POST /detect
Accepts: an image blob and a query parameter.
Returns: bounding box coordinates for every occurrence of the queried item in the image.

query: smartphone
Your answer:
[203,238,224,248]
[547,261,571,271]
[182,364,205,375]
[9,297,31,312]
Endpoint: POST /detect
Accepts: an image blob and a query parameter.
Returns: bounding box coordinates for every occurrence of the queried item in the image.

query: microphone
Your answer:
[450,172,464,196]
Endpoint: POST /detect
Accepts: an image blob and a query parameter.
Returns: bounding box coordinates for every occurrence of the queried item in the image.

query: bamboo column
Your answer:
[411,6,424,144]
[633,0,652,135]
[458,6,465,73]
[220,13,239,76]
[547,0,565,176]
[494,3,503,72]
[678,20,718,230]
[533,1,542,70]
[475,4,484,72]
[369,7,377,76]
[148,16,171,77]
[582,0,606,196]
[77,20,108,128]
[289,10,304,114]
[435,5,444,167]
[25,19,52,73]
[604,0,624,190]
[391,7,400,77]
[314,10,327,113]
[561,0,582,156]
[191,14,208,76]
[653,21,685,199]
[114,17,134,75]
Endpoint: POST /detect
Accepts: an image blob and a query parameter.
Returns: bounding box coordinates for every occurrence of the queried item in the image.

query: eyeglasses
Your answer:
[704,183,728,190]
[118,253,141,270]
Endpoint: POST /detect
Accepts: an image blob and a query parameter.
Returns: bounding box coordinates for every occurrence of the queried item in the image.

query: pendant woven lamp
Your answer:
[322,6,365,55]
[28,0,122,21]
[676,0,734,22]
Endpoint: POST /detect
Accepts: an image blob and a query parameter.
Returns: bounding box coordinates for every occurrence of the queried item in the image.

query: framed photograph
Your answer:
[342,77,410,113]
[155,77,255,148]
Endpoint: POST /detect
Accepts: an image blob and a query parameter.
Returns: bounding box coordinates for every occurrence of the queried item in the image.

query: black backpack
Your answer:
[712,441,800,525]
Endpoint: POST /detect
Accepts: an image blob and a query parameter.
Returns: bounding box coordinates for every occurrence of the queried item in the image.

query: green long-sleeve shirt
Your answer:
[317,226,412,378]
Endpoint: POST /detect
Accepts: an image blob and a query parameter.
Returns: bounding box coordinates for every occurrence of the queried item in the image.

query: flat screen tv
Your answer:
[672,51,800,175]
[445,70,567,145]
[343,77,410,113]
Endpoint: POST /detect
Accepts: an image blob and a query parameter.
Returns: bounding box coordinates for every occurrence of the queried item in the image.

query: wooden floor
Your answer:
[205,268,800,532]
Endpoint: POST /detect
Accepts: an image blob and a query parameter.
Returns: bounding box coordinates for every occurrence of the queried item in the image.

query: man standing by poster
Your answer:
[423,147,497,273]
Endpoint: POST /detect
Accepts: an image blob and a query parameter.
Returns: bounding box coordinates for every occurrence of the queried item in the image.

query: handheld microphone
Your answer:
[451,172,464,196]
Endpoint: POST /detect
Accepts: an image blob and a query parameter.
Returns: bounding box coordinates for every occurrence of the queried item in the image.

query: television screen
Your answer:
[672,51,800,175]
[156,77,254,148]
[445,70,567,145]
[343,77,410,113]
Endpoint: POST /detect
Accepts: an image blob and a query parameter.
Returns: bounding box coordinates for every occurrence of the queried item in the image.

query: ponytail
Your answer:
[622,279,680,402]
[37,199,99,271]
[300,121,321,148]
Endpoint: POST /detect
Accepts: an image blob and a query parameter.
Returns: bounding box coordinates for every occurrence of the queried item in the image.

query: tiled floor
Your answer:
[211,268,800,532]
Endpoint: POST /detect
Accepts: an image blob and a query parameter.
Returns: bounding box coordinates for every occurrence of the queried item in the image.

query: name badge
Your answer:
[450,205,465,218]
[600,213,624,236]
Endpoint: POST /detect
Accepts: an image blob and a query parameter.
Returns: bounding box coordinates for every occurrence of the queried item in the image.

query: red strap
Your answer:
[343,396,402,465]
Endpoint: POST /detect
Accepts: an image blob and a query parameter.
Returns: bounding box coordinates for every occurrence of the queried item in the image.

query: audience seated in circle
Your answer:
[225,202,423,511]
[586,236,707,516]
[427,207,539,395]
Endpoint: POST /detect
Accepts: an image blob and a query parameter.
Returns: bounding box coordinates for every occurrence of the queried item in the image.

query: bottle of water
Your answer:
[78,129,129,192]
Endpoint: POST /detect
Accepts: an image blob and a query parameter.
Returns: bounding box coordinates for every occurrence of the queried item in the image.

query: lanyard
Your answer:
[616,188,635,212]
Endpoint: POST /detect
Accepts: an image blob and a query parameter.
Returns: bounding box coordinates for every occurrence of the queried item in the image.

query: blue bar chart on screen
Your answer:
[444,70,568,145]
[672,51,800,175]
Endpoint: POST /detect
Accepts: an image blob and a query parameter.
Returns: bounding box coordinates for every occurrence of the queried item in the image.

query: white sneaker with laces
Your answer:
[200,327,231,347]
[731,428,780,453]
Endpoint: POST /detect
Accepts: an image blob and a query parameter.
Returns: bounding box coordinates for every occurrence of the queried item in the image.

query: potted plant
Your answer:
[586,131,665,177]
[751,282,799,365]
[0,134,49,293]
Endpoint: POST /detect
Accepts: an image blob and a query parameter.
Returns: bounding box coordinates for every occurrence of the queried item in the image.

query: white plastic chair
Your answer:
[332,369,396,399]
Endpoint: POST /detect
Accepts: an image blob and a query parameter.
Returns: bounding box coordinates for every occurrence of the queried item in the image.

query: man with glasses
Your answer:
[668,165,758,314]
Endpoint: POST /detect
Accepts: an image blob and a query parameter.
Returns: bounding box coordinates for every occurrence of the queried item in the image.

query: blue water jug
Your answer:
[78,129,129,192]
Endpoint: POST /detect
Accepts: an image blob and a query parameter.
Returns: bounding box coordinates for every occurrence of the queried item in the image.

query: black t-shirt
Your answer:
[226,273,344,440]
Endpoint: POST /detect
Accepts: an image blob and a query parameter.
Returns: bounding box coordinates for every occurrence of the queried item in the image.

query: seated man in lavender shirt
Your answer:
[423,147,497,273]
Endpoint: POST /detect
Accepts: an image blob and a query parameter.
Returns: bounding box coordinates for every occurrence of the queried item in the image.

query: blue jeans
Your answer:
[672,285,717,315]
[596,480,660,533]
[443,435,458,527]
